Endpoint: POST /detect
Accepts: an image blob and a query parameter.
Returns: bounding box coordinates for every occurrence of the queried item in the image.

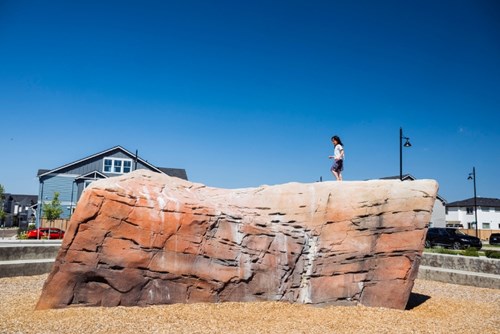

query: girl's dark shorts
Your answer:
[331,159,343,173]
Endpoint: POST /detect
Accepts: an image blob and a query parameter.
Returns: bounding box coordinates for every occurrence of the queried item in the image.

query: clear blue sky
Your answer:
[1,0,499,202]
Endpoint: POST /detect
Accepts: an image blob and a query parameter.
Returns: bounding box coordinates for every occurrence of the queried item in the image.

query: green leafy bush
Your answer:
[437,247,459,255]
[485,250,500,259]
[17,232,28,240]
[461,247,479,257]
[425,247,459,255]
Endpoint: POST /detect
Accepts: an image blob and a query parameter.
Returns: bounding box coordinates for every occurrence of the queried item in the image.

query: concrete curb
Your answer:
[418,265,500,289]
[0,245,60,262]
[418,253,500,289]
[0,243,60,278]
[421,252,499,274]
[1,245,499,290]
[0,259,55,278]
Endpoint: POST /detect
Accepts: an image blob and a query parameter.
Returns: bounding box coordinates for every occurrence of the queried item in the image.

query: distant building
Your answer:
[446,197,500,230]
[1,194,38,228]
[36,145,188,225]
[379,174,447,228]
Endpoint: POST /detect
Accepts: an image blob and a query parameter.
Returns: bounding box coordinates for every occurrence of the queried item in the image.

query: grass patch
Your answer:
[424,247,485,257]
[424,247,500,258]
[424,247,459,255]
[460,247,479,257]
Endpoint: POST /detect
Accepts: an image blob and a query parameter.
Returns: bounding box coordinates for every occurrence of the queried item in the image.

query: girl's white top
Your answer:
[334,144,344,160]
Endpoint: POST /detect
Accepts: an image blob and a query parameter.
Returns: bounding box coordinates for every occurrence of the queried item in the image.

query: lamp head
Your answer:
[403,139,411,147]
[468,174,473,180]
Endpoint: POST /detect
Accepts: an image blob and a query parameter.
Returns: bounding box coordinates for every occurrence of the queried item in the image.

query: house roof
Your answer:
[4,194,38,205]
[158,168,189,180]
[379,174,416,181]
[37,146,188,180]
[446,197,500,208]
[37,169,51,176]
[75,170,108,181]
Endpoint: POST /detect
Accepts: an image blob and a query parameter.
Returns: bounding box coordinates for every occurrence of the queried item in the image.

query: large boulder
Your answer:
[36,170,438,310]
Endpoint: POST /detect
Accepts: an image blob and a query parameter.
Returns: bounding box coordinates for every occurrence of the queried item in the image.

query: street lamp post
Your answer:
[399,127,412,180]
[468,167,478,238]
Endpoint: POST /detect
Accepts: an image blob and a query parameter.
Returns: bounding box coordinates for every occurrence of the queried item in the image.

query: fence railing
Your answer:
[39,219,70,232]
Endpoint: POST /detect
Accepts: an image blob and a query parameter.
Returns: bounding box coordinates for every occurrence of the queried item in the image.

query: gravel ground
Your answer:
[0,275,498,334]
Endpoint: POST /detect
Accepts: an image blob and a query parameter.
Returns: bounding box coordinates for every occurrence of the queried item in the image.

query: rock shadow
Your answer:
[405,293,431,310]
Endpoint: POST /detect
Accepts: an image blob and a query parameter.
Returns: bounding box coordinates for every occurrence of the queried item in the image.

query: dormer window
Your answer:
[103,157,133,174]
[123,160,132,173]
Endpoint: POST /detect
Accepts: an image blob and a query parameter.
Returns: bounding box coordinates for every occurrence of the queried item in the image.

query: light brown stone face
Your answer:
[36,170,438,310]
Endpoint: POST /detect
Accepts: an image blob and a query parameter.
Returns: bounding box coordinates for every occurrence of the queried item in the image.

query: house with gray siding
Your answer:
[380,174,447,227]
[36,146,188,225]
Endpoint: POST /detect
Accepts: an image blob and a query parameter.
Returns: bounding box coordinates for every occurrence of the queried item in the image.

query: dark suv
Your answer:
[425,228,482,250]
[490,233,500,246]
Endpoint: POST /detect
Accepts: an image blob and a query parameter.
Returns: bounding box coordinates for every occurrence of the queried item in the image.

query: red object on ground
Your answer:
[26,228,65,239]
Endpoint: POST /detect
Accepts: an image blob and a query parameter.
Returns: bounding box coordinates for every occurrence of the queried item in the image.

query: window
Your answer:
[466,207,474,215]
[113,160,122,173]
[482,222,490,229]
[427,228,438,237]
[104,159,112,172]
[124,160,132,173]
[103,157,133,174]
[439,229,449,236]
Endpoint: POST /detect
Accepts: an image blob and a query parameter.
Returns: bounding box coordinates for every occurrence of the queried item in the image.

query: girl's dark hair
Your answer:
[331,135,343,146]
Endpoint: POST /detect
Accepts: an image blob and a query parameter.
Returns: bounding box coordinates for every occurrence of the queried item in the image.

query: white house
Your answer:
[380,174,447,228]
[430,196,447,228]
[446,197,500,230]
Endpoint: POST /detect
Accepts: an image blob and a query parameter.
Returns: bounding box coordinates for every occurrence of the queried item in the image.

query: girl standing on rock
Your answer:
[329,135,344,181]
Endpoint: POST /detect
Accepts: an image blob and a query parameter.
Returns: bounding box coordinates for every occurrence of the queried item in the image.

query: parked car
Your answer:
[490,233,500,246]
[425,227,482,250]
[26,227,65,239]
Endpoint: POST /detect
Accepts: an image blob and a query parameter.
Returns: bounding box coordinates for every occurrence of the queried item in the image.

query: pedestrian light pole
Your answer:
[468,167,478,238]
[399,127,412,180]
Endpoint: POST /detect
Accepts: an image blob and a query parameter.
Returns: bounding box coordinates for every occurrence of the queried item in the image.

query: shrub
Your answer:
[427,247,458,255]
[17,232,28,240]
[27,223,36,230]
[461,247,479,257]
[485,250,500,259]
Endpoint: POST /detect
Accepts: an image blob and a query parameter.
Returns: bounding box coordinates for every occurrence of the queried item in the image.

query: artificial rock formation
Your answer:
[36,170,438,310]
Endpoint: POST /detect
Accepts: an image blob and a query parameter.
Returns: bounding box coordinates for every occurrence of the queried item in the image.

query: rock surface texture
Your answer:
[36,170,438,310]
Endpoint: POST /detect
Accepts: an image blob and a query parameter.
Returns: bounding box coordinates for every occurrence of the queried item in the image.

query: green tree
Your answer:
[0,184,6,226]
[43,192,63,239]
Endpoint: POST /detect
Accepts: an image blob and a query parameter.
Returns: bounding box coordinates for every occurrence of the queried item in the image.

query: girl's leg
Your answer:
[338,172,342,181]
[332,170,340,181]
